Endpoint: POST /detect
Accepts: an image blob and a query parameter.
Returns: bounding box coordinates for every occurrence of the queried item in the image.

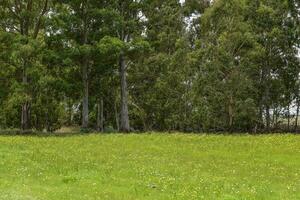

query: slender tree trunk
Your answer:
[97,103,100,131]
[21,10,30,131]
[18,0,48,132]
[263,48,272,132]
[119,53,130,132]
[228,95,234,132]
[114,100,120,131]
[265,68,271,132]
[265,105,271,132]
[258,68,264,131]
[258,101,264,130]
[272,108,277,129]
[96,99,104,132]
[287,104,290,132]
[275,108,279,129]
[295,98,300,132]
[68,99,72,126]
[272,109,274,127]
[21,66,29,131]
[82,61,89,129]
[21,103,29,130]
[81,10,89,129]
[46,110,50,132]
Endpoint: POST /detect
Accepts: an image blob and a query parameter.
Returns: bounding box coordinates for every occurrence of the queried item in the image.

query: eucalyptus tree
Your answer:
[51,0,113,130]
[0,0,51,131]
[96,0,146,132]
[128,0,216,131]
[245,0,300,131]
[0,31,15,127]
[189,0,258,131]
[114,0,147,132]
[0,0,298,133]
[189,0,300,132]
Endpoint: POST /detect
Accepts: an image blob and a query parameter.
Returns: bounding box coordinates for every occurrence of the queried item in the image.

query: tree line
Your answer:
[0,0,299,133]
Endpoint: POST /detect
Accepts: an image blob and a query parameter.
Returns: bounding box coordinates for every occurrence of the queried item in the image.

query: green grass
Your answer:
[1,133,300,200]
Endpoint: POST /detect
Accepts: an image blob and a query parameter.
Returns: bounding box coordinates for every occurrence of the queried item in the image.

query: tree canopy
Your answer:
[0,0,299,133]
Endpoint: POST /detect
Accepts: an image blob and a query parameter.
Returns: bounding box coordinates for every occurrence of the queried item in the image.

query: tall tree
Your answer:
[51,0,110,130]
[245,0,300,131]
[0,0,50,131]
[100,0,145,132]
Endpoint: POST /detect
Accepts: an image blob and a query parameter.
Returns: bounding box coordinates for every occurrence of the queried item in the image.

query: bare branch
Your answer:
[33,0,49,39]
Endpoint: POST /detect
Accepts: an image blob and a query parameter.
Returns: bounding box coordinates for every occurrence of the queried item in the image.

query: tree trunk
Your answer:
[17,0,48,132]
[228,95,234,132]
[272,107,275,126]
[265,105,271,132]
[21,10,30,132]
[258,101,264,130]
[119,53,130,132]
[21,103,29,131]
[275,107,279,129]
[21,66,29,131]
[287,104,290,132]
[81,10,89,130]
[97,99,104,132]
[46,109,50,132]
[114,100,119,131]
[263,48,271,132]
[295,98,300,132]
[264,68,271,132]
[82,61,89,129]
[272,108,277,129]
[68,99,72,126]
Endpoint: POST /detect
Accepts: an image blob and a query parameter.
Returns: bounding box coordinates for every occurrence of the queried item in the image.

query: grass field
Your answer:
[0,134,300,200]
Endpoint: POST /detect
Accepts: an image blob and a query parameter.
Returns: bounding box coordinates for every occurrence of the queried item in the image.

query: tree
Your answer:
[97,0,146,132]
[128,0,188,131]
[51,0,112,130]
[0,0,50,131]
[245,0,300,131]
[0,0,299,133]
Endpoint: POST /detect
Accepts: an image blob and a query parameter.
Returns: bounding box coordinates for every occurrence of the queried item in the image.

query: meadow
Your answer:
[0,133,300,200]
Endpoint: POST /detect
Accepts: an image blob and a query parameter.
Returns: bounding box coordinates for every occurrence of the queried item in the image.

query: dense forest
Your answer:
[0,0,299,133]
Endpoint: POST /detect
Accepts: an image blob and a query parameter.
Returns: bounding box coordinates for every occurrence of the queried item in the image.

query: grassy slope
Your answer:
[0,134,300,200]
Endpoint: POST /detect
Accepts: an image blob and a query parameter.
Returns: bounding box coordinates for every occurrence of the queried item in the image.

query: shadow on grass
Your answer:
[0,129,117,137]
[0,129,298,138]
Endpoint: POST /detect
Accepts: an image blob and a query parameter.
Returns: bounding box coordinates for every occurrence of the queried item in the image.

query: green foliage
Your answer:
[0,0,299,132]
[97,36,125,56]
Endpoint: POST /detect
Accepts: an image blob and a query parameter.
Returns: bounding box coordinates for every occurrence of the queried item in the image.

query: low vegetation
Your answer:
[1,134,300,200]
